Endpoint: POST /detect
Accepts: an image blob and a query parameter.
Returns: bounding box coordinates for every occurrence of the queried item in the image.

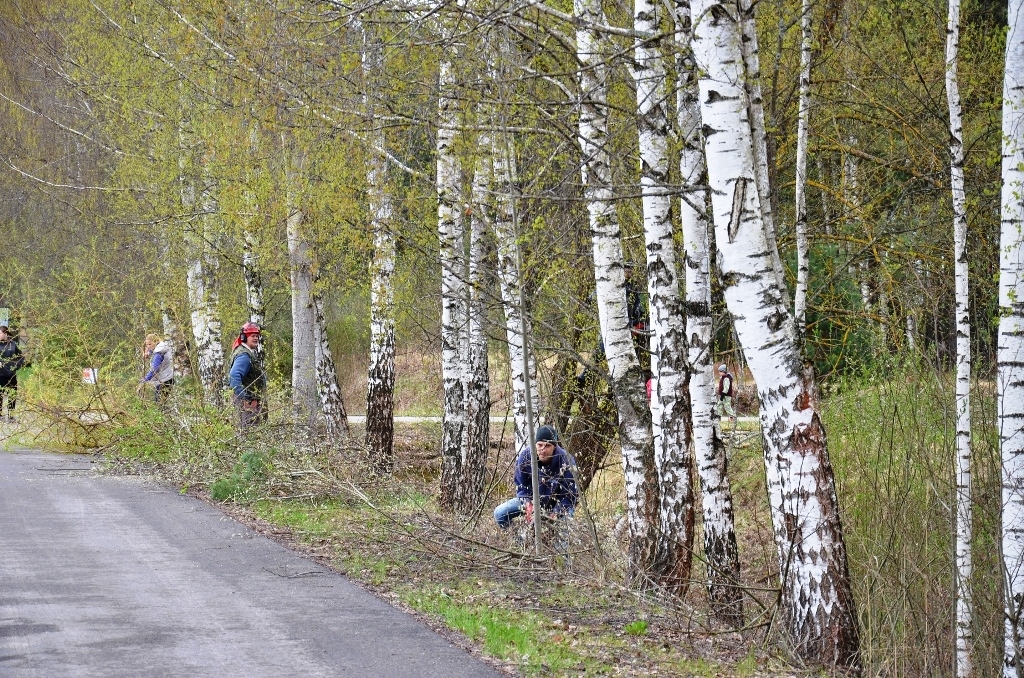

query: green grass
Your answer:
[402,586,597,674]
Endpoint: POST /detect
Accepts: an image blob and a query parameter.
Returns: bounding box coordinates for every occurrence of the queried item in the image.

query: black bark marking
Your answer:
[728,178,747,243]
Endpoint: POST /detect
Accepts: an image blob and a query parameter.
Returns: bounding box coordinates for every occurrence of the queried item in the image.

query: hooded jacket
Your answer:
[512,444,579,514]
[144,340,174,385]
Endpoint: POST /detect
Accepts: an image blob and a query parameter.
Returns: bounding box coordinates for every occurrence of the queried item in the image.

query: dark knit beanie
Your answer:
[535,425,558,444]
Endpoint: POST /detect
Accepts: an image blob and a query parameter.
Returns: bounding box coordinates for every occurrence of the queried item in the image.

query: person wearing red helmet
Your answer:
[228,322,266,430]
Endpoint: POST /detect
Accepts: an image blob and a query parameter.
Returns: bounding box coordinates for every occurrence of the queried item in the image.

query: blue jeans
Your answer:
[493,498,575,528]
[494,498,525,528]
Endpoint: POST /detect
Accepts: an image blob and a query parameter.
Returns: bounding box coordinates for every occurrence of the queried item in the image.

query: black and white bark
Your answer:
[576,0,658,583]
[182,150,224,406]
[737,0,787,294]
[793,0,812,341]
[457,133,493,513]
[437,56,467,502]
[360,21,397,470]
[491,134,539,454]
[633,0,694,594]
[946,0,972,673]
[1000,3,1024,674]
[313,288,349,440]
[676,0,742,625]
[692,1,859,667]
[284,146,318,426]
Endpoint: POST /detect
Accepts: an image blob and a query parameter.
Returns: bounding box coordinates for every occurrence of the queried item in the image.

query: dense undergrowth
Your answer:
[3,360,1002,677]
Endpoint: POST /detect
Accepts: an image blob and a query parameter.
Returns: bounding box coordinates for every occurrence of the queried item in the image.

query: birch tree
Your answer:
[313,287,349,440]
[676,0,742,624]
[437,56,468,502]
[737,0,786,293]
[456,131,493,513]
[692,1,858,666]
[242,122,267,331]
[633,0,693,593]
[284,146,318,426]
[946,0,971,673]
[360,22,397,470]
[491,132,539,454]
[364,123,397,473]
[181,121,224,405]
[576,0,658,582]
[793,0,812,341]
[1000,2,1024,674]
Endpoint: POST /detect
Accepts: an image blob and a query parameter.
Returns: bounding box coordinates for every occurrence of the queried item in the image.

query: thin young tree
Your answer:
[793,0,812,341]
[691,0,859,667]
[676,0,742,624]
[633,0,694,593]
[946,0,972,673]
[1000,2,1024,674]
[491,131,539,454]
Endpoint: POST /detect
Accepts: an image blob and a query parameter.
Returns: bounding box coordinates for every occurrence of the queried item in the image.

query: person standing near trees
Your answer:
[579,263,650,389]
[493,425,579,534]
[137,333,174,403]
[716,364,736,422]
[0,326,24,423]
[228,322,266,431]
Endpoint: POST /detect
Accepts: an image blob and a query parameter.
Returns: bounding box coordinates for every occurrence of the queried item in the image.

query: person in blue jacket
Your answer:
[227,322,266,430]
[493,425,579,529]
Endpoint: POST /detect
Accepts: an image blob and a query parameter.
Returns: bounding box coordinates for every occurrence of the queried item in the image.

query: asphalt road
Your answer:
[0,449,504,677]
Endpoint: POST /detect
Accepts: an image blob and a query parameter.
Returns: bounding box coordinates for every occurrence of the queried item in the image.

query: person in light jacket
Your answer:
[138,334,175,403]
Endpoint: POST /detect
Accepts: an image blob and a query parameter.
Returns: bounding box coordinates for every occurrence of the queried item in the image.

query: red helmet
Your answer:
[240,322,261,336]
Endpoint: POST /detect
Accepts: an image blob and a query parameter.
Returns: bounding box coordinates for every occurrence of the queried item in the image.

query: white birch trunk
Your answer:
[692,2,858,666]
[1000,3,1024,674]
[458,142,492,513]
[946,1,972,674]
[677,0,742,624]
[491,134,539,454]
[363,25,397,472]
[242,123,267,331]
[436,57,467,503]
[633,0,693,593]
[738,0,787,294]
[185,175,224,405]
[285,153,317,426]
[576,0,658,581]
[365,129,397,473]
[793,0,812,342]
[242,235,266,328]
[313,288,349,440]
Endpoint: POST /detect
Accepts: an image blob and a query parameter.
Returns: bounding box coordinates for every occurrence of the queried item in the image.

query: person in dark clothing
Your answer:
[716,363,736,421]
[227,322,266,430]
[578,264,649,389]
[0,326,25,423]
[623,264,650,371]
[493,425,579,529]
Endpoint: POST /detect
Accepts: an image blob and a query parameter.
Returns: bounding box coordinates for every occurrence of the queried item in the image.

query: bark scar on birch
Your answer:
[728,178,747,243]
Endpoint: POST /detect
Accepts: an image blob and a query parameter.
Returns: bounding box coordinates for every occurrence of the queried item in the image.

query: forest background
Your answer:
[0,0,1011,675]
